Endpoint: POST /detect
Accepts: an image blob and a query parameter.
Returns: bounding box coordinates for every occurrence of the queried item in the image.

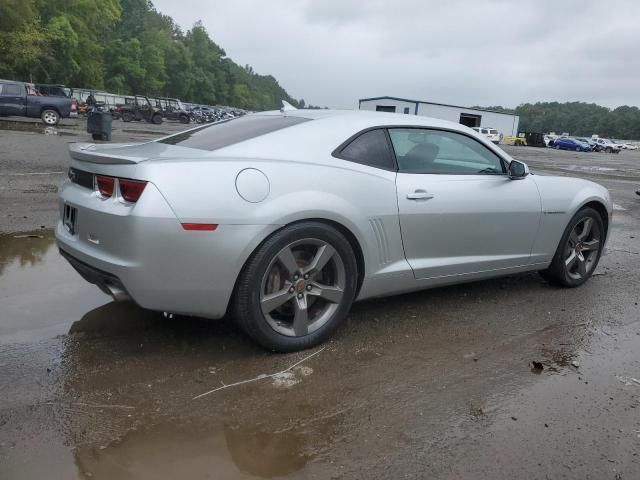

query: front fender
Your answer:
[531,175,612,264]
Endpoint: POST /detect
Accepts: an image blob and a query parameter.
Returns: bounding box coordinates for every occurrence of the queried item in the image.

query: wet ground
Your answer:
[1,123,640,479]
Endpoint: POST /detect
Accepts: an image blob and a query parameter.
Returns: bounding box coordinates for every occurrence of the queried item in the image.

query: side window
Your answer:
[1,84,22,96]
[388,128,505,175]
[336,129,395,170]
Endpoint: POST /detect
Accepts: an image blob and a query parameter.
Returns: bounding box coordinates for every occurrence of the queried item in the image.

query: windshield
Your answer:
[158,115,311,151]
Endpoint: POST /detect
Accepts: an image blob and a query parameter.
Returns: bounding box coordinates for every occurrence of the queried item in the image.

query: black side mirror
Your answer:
[508,160,529,180]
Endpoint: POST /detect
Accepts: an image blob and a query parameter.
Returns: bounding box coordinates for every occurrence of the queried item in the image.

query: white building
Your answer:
[359,96,519,137]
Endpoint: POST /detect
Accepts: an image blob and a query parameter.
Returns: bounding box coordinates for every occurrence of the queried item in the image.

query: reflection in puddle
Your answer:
[73,419,326,479]
[0,229,54,275]
[0,229,109,344]
[0,121,79,136]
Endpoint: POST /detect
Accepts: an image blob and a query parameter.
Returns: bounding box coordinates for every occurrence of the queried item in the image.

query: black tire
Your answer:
[605,147,612,153]
[539,207,605,287]
[41,109,60,126]
[555,144,560,150]
[152,114,162,125]
[179,114,190,124]
[232,222,358,352]
[575,146,581,152]
[91,133,101,140]
[122,112,134,122]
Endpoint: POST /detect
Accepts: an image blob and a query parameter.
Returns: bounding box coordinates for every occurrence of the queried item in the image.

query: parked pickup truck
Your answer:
[0,79,77,125]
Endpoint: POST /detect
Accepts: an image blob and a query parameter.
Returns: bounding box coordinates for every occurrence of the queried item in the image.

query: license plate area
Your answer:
[63,204,77,235]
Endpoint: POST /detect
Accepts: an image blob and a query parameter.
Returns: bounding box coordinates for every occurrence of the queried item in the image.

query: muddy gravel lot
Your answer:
[1,118,639,479]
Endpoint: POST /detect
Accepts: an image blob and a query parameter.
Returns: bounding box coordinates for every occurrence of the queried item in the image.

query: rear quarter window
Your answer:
[158,115,310,151]
[333,129,395,171]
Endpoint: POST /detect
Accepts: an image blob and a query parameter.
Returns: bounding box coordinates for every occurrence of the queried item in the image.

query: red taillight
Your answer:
[71,99,77,111]
[96,176,115,198]
[119,178,147,203]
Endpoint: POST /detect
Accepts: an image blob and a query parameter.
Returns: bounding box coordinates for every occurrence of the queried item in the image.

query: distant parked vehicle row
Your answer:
[0,76,249,128]
[539,134,629,153]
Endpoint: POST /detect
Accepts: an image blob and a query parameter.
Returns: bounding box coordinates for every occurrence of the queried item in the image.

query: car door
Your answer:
[391,127,542,280]
[0,83,26,116]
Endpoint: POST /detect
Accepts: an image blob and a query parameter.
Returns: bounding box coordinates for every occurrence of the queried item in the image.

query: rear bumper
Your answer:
[59,248,131,302]
[56,179,279,318]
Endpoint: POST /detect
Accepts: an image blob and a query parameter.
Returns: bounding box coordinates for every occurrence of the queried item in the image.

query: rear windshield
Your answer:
[158,115,310,151]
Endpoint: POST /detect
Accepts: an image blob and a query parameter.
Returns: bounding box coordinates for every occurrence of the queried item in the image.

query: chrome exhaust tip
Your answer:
[106,283,131,302]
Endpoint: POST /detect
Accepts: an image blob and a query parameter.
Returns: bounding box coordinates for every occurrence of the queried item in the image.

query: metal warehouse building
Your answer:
[359,96,519,137]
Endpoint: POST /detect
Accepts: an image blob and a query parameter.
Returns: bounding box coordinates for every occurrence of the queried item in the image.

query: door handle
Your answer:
[407,190,434,200]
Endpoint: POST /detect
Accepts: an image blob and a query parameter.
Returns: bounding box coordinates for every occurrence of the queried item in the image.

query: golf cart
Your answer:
[119,95,163,124]
[155,97,191,124]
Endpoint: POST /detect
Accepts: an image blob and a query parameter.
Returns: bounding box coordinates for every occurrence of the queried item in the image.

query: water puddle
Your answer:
[0,121,79,137]
[72,419,327,479]
[0,229,109,344]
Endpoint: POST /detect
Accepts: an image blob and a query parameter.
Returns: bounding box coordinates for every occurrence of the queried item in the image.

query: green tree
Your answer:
[0,0,300,110]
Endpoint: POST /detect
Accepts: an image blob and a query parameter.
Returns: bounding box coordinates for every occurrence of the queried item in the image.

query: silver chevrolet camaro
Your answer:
[56,109,612,351]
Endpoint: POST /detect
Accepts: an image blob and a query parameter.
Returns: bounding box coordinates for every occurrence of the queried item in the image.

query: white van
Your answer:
[472,127,501,144]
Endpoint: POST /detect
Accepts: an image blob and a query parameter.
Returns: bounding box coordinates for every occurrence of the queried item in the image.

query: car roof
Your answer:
[254,108,480,134]
[202,108,513,164]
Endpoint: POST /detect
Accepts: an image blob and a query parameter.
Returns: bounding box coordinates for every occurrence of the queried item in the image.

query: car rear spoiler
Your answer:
[69,141,212,164]
[69,143,143,164]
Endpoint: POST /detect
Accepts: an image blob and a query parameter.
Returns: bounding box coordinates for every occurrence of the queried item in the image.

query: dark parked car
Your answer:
[0,79,77,125]
[553,137,591,152]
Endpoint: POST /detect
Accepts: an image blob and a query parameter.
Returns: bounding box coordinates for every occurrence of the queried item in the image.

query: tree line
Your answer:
[0,0,300,111]
[478,102,640,140]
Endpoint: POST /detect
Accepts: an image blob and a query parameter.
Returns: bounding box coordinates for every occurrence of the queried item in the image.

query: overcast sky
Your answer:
[153,0,639,109]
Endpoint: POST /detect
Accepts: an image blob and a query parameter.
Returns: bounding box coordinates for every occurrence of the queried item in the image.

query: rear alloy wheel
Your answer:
[540,207,604,287]
[41,109,60,125]
[233,222,358,352]
[575,146,581,152]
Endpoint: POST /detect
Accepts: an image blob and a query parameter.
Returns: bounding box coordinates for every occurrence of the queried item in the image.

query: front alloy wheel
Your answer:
[540,207,604,287]
[233,222,358,352]
[563,216,601,281]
